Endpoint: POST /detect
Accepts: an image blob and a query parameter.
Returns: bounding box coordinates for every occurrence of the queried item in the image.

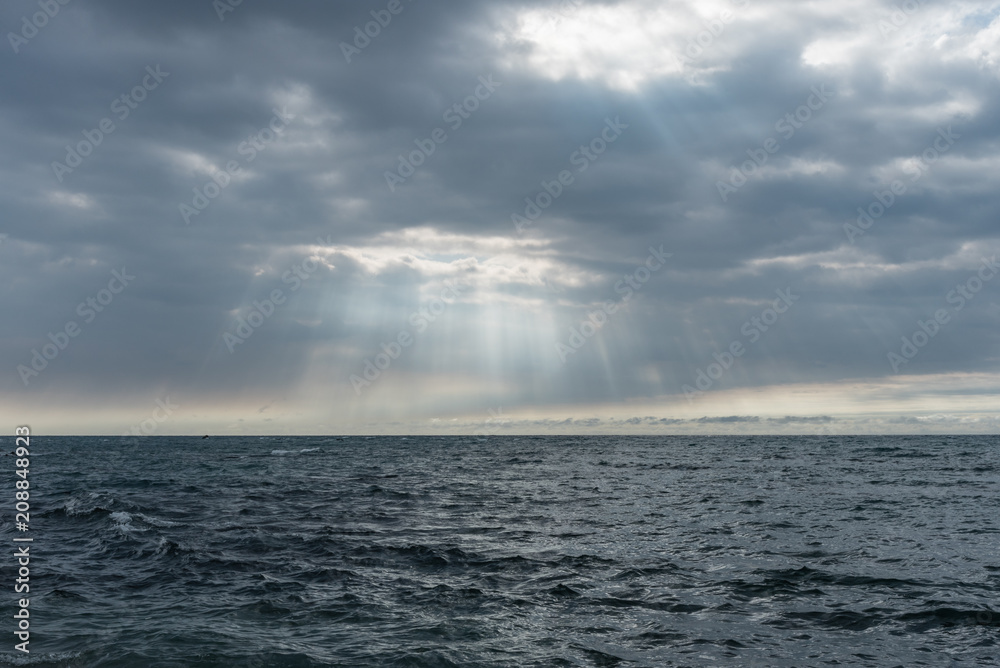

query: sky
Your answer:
[2,0,999,435]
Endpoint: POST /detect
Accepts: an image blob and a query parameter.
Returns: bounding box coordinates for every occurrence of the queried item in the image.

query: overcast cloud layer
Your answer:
[2,0,999,435]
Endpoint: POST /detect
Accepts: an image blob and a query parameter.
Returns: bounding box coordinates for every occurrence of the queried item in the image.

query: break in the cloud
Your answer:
[1,0,998,434]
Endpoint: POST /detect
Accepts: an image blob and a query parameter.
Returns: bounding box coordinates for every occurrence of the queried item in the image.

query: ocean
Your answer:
[1,435,997,667]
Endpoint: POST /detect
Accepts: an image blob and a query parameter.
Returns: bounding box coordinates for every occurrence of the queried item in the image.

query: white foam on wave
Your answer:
[63,497,81,515]
[137,513,178,528]
[271,449,292,455]
[109,511,136,532]
[300,447,320,453]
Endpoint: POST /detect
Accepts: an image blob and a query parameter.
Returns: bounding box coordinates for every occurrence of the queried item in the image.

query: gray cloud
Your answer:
[2,0,999,432]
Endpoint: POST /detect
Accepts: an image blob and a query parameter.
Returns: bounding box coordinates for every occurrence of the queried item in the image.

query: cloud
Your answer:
[2,0,999,433]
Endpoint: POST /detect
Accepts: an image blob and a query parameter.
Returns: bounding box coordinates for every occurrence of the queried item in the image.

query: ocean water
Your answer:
[1,435,998,667]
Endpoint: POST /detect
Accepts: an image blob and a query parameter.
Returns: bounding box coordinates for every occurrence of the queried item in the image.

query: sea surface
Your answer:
[1,435,998,667]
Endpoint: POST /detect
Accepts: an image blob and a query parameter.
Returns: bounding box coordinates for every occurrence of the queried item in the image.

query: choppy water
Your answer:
[1,435,998,667]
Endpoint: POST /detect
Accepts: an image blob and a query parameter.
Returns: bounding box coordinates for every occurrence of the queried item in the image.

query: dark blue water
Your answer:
[1,435,997,666]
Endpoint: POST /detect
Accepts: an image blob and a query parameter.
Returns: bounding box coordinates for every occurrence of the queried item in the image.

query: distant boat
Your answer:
[202,435,209,439]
